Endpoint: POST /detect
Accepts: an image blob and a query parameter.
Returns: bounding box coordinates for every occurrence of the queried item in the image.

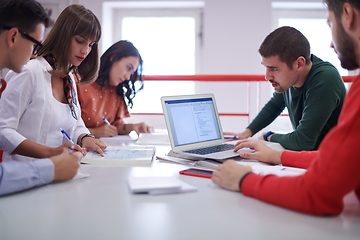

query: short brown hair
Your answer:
[324,0,360,21]
[0,0,49,34]
[37,4,101,84]
[258,26,311,69]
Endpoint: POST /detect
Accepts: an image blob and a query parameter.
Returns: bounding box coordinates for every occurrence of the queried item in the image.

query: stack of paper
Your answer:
[128,176,197,195]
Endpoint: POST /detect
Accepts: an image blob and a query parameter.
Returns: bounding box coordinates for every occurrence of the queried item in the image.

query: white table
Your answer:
[0,143,359,240]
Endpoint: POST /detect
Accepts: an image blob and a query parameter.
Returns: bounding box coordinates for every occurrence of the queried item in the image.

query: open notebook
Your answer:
[81,146,155,165]
[161,94,243,161]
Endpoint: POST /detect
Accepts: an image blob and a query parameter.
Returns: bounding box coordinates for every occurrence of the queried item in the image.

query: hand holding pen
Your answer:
[224,134,239,142]
[60,128,86,155]
[88,117,117,138]
[224,135,238,140]
[102,117,111,125]
[223,129,252,141]
[61,124,107,157]
[61,128,74,143]
[68,145,75,153]
[50,147,82,181]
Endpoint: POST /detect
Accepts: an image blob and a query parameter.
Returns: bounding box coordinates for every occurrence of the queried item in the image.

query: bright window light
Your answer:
[278,18,347,76]
[121,16,197,113]
[122,17,196,75]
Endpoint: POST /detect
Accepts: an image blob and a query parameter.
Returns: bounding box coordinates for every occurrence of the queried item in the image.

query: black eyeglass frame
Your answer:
[2,25,43,55]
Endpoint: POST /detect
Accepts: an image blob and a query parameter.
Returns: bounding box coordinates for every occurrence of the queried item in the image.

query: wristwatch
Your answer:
[263,131,274,141]
[80,133,96,146]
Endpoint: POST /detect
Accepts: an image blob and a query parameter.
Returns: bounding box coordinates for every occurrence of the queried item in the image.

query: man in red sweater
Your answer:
[212,0,360,216]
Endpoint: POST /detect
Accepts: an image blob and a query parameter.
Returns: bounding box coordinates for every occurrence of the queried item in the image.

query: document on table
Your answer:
[136,133,170,145]
[100,135,137,146]
[81,146,156,165]
[156,154,221,170]
[72,169,90,179]
[250,165,306,176]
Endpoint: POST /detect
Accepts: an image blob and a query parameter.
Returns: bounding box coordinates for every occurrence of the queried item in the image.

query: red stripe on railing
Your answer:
[131,113,250,116]
[132,75,357,118]
[131,113,163,116]
[144,75,357,82]
[144,75,266,81]
[219,113,250,116]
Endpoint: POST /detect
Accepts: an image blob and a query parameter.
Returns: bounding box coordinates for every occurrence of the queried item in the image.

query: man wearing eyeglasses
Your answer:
[0,0,82,195]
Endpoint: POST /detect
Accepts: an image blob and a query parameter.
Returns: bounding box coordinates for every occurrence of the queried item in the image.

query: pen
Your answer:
[60,128,75,144]
[102,117,111,125]
[68,145,75,153]
[224,135,237,139]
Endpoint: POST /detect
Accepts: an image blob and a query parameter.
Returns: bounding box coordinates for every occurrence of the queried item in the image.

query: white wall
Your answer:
[38,0,323,135]
[40,0,323,75]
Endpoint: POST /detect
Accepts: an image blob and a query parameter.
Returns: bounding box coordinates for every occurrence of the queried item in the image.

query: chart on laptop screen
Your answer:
[164,97,222,146]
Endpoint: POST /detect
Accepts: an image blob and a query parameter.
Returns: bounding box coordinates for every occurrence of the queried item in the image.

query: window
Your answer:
[102,2,204,113]
[272,2,348,76]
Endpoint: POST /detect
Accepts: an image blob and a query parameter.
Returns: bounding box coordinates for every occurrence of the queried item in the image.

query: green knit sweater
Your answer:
[247,55,346,151]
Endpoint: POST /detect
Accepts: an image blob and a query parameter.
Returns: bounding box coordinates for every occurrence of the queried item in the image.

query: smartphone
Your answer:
[179,168,213,178]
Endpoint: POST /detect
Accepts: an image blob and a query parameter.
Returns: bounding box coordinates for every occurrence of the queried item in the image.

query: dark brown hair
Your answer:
[0,0,49,33]
[258,26,310,69]
[324,0,360,21]
[37,4,101,84]
[96,40,144,108]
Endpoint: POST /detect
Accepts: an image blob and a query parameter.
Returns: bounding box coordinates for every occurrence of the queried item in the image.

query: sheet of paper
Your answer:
[72,169,90,179]
[86,146,154,160]
[157,155,222,170]
[251,165,306,176]
[136,133,170,145]
[100,135,137,146]
[156,155,197,166]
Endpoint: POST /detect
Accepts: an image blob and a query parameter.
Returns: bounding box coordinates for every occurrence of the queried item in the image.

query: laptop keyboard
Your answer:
[184,144,235,155]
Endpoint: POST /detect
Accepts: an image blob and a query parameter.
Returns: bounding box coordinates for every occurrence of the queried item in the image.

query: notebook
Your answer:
[81,146,155,165]
[161,93,241,161]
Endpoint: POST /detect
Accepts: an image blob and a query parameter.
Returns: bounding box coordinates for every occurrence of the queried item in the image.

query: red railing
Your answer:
[144,75,267,82]
[144,74,356,82]
[130,74,356,118]
[135,75,262,117]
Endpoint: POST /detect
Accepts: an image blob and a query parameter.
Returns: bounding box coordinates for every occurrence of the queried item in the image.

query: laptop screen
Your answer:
[163,97,222,147]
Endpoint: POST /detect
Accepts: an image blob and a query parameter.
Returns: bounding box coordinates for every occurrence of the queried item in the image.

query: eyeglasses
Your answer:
[2,25,43,55]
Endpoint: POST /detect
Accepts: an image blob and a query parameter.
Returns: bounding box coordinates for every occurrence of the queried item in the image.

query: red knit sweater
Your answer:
[241,75,360,216]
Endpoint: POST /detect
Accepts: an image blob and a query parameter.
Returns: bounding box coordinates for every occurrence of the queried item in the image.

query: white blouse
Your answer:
[46,97,75,148]
[0,57,89,162]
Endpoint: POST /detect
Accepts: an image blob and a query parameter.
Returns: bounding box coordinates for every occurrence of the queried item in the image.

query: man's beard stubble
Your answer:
[336,21,359,71]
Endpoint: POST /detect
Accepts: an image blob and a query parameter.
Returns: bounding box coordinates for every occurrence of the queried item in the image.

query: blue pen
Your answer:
[68,145,75,153]
[224,135,237,139]
[60,128,75,144]
[102,117,111,125]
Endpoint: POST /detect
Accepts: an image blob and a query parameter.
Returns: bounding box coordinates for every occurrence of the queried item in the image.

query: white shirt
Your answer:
[46,97,75,148]
[0,57,89,162]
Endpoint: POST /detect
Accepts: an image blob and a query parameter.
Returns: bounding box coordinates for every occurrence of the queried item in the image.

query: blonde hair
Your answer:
[37,4,101,84]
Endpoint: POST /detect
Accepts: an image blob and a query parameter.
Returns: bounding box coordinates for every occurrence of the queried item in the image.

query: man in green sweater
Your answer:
[226,26,346,151]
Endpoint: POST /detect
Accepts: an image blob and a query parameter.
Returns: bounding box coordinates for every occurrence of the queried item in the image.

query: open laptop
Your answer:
[161,93,241,161]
